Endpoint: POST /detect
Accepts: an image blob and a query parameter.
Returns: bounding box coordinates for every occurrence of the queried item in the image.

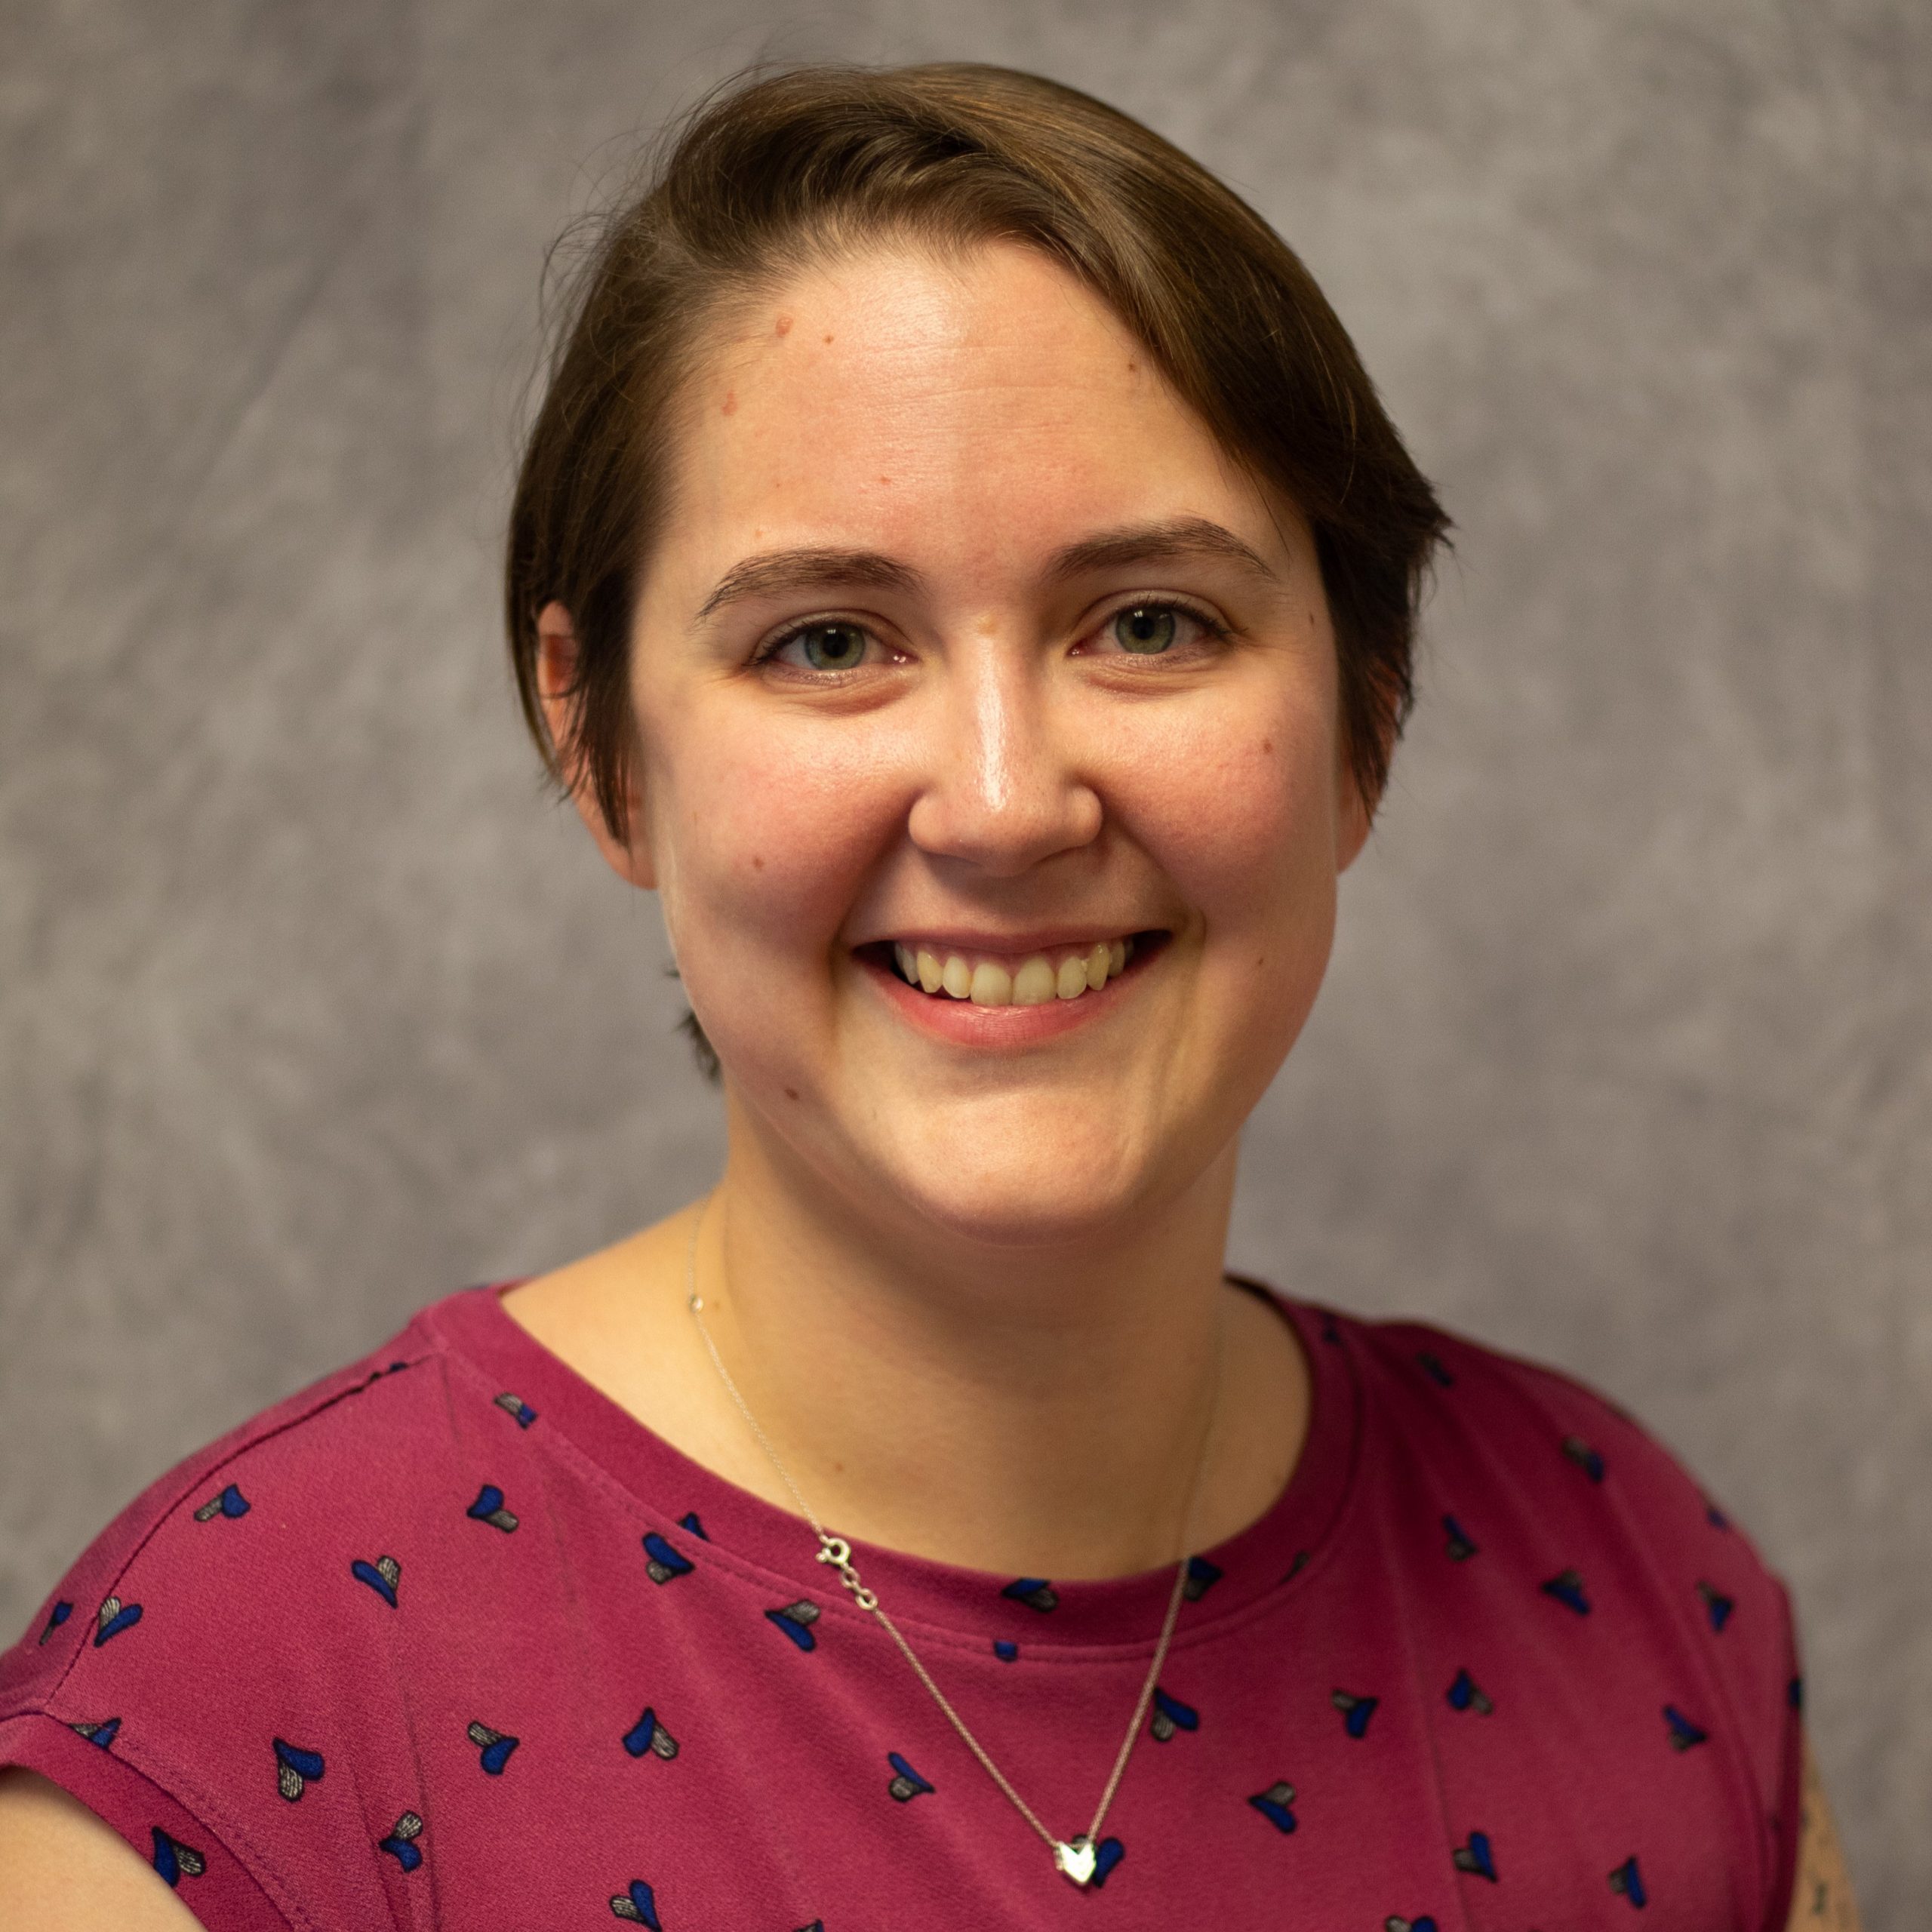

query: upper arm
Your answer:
[0,1768,205,1931]
[1786,1732,1863,1931]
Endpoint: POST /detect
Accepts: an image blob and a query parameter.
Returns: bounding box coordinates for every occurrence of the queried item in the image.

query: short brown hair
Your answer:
[507,61,1448,837]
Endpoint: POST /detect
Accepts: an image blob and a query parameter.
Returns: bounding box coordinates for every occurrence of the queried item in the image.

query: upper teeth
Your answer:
[890,938,1134,1006]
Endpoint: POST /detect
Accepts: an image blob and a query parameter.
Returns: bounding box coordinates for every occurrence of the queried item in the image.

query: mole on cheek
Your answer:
[1261,739,1274,755]
[784,1087,800,1100]
[774,314,793,336]
[752,854,764,872]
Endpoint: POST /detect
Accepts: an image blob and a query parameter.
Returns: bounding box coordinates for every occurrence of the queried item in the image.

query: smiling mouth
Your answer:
[869,933,1162,1008]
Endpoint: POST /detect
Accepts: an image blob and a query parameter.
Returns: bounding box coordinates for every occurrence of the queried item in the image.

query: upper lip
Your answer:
[857,924,1155,955]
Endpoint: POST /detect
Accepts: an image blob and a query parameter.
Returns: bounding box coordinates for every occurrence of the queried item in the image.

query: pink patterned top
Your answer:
[2,1281,1801,1930]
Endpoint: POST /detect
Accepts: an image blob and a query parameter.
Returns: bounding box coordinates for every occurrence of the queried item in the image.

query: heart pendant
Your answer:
[1054,1838,1097,1887]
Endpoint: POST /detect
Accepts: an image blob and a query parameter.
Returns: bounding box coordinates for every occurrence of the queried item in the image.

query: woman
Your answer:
[0,63,1859,1928]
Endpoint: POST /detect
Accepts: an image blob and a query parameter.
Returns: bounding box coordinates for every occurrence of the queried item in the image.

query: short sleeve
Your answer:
[0,1710,291,1929]
[0,1340,439,1932]
[1463,1336,1807,1929]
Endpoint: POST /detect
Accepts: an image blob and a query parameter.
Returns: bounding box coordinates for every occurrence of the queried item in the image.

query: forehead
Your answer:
[654,240,1287,595]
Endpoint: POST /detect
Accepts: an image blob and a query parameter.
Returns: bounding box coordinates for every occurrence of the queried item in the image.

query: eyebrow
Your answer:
[1041,516,1279,586]
[693,516,1278,620]
[696,549,922,619]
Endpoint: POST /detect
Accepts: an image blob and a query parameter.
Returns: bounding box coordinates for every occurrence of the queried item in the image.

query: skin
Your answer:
[515,239,1341,1582]
[0,1771,206,1928]
[1792,1743,1866,1927]
[0,239,1860,1925]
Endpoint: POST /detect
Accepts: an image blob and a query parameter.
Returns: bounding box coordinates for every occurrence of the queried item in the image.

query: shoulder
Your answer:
[1327,1304,1766,1579]
[1316,1300,1804,1899]
[0,1286,525,1924]
[2,1287,488,1709]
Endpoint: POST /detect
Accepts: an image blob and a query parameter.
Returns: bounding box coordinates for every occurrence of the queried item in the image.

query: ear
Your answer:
[536,601,657,891]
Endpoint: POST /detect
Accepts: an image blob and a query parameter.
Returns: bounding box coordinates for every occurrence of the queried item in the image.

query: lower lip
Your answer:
[860,946,1153,1047]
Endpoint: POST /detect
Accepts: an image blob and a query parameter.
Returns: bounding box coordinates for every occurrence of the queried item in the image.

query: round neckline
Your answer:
[425,1275,1361,1655]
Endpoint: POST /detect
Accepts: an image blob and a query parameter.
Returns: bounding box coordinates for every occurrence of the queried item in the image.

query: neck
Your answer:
[505,1106,1310,1580]
[685,1102,1283,1578]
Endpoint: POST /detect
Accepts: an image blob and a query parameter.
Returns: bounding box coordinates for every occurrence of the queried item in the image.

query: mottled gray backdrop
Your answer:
[3,0,1926,1912]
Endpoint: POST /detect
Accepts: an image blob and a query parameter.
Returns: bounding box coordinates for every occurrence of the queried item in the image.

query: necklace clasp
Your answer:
[815,1534,878,1611]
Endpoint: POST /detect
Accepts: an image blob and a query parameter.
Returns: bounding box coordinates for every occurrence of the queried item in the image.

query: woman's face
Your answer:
[584,239,1366,1247]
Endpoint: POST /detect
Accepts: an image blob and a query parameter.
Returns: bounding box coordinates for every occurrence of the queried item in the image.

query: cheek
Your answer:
[1133,688,1343,1114]
[1115,685,1340,932]
[647,704,899,969]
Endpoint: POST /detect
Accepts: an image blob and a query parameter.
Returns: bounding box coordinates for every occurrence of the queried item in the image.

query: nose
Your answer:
[905,646,1102,876]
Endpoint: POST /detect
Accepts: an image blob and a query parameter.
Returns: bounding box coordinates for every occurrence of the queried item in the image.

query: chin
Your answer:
[851,1105,1193,1254]
[900,1171,1155,1254]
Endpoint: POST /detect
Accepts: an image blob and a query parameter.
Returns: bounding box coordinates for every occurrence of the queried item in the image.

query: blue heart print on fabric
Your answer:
[150,1828,206,1887]
[1332,1690,1378,1740]
[494,1391,537,1428]
[886,1752,934,1801]
[1541,1568,1592,1615]
[992,1640,1019,1661]
[70,1718,122,1749]
[93,1596,142,1646]
[1706,1499,1731,1530]
[351,1555,401,1607]
[378,1811,424,1871]
[466,1484,518,1532]
[1183,1555,1223,1601]
[1149,1688,1198,1742]
[1789,1675,1804,1710]
[1441,1515,1478,1561]
[1446,1669,1493,1715]
[611,1879,662,1925]
[1608,1855,1648,1906]
[642,1532,694,1583]
[1247,1782,1297,1832]
[623,1708,678,1760]
[1001,1577,1058,1613]
[1563,1434,1607,1482]
[678,1511,708,1539]
[1663,1704,1709,1751]
[1697,1580,1734,1631]
[1417,1350,1455,1388]
[1452,1830,1498,1881]
[37,1600,72,1644]
[766,1601,820,1651]
[273,1738,325,1801]
[468,1722,519,1774]
[192,1484,251,1521]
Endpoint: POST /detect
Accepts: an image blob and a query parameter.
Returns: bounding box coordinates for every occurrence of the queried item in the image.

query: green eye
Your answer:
[791,623,869,670]
[1112,605,1178,654]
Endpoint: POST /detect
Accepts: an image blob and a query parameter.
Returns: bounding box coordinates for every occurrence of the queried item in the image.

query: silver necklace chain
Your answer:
[682,1202,1220,1887]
